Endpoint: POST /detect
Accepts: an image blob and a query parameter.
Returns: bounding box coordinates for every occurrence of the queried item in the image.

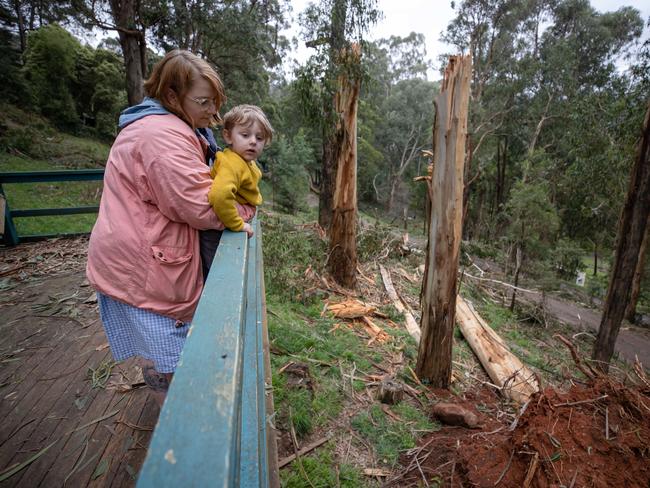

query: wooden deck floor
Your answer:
[1,239,159,487]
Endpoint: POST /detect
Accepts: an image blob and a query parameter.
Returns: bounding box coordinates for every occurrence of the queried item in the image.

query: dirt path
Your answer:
[519,289,650,367]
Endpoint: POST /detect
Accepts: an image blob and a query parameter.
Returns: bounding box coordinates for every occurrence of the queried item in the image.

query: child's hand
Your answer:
[242,223,254,238]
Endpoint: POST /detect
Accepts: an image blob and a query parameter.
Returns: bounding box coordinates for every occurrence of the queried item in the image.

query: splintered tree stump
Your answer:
[377,377,404,405]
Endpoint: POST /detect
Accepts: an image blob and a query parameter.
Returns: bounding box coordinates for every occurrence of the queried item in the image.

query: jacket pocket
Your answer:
[145,245,196,303]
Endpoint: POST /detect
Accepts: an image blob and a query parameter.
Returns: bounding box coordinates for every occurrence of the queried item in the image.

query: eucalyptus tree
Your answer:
[295,0,380,230]
[373,78,435,214]
[443,0,644,255]
[0,0,72,52]
[71,0,165,105]
[151,0,291,106]
[346,33,434,212]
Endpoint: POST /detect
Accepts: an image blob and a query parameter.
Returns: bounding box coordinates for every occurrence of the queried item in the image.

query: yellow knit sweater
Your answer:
[208,148,262,231]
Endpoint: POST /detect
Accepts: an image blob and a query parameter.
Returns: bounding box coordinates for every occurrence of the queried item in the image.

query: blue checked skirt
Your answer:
[97,292,190,373]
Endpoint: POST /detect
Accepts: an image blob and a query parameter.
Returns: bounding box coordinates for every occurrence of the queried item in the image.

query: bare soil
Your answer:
[391,377,650,487]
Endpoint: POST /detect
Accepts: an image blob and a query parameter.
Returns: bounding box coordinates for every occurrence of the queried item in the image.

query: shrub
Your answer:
[551,238,586,279]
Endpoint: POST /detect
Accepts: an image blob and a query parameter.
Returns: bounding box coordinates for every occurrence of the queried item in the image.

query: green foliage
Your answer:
[0,29,29,104]
[23,24,80,129]
[550,238,586,279]
[504,178,559,260]
[267,131,313,213]
[357,219,398,262]
[261,215,327,302]
[586,272,609,304]
[73,45,127,138]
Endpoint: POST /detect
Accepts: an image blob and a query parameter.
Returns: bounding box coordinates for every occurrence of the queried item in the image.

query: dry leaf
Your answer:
[95,343,109,351]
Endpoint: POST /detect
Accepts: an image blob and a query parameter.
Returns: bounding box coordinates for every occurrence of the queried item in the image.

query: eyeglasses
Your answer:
[188,96,217,110]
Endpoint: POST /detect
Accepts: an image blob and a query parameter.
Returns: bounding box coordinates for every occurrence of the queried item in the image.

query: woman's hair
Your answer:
[144,49,226,127]
[223,104,274,144]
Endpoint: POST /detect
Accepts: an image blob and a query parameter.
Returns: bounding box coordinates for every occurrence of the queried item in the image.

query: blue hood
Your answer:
[118,97,218,165]
[118,97,170,129]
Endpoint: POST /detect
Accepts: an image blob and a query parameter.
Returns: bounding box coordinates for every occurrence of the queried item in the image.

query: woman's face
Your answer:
[181,77,218,128]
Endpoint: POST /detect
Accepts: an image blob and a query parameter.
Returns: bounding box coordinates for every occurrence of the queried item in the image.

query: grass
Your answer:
[1,106,109,238]
[281,448,365,488]
[351,403,437,466]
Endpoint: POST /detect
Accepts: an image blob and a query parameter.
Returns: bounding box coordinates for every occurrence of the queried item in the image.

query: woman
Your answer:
[86,50,254,396]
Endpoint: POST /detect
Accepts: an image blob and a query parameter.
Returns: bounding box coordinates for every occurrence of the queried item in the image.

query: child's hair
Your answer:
[144,49,226,127]
[223,105,274,144]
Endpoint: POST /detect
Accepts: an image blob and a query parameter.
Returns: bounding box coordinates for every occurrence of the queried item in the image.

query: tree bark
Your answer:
[510,245,522,311]
[624,219,649,323]
[109,0,146,106]
[593,100,650,370]
[318,0,347,231]
[327,44,361,289]
[416,55,471,387]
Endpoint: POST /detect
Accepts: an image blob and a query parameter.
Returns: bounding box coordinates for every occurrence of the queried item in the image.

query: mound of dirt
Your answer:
[394,378,650,487]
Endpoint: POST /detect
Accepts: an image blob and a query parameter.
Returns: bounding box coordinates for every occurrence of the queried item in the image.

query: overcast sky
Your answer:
[284,0,650,77]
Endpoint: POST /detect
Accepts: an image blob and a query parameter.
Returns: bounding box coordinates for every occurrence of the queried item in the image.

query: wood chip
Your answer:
[327,299,376,318]
[362,468,391,477]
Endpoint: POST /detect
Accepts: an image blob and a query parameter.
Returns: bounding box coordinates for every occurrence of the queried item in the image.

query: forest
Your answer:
[1,0,650,486]
[2,0,649,306]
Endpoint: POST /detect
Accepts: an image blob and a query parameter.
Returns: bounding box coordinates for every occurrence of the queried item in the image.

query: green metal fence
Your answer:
[0,169,104,246]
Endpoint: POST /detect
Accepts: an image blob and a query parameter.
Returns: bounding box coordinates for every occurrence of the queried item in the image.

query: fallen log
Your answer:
[456,296,539,403]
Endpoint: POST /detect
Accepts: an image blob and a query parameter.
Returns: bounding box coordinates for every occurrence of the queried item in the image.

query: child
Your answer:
[199,104,273,279]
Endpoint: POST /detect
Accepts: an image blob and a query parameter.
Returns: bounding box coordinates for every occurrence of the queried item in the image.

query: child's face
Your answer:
[224,121,266,162]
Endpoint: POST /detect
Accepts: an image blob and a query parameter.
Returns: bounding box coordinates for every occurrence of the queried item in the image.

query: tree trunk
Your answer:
[593,100,650,370]
[12,0,26,53]
[416,55,471,387]
[624,219,649,323]
[593,240,598,276]
[318,0,347,231]
[510,245,522,312]
[109,0,146,106]
[327,44,361,289]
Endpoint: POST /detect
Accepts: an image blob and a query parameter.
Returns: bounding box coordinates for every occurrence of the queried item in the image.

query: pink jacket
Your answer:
[86,114,254,322]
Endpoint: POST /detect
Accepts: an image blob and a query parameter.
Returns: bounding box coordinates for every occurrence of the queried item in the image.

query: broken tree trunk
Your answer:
[593,100,650,370]
[456,296,539,403]
[328,44,361,289]
[416,55,471,387]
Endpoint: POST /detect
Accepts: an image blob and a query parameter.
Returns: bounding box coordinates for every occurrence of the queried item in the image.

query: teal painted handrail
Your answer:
[137,219,278,487]
[0,170,105,246]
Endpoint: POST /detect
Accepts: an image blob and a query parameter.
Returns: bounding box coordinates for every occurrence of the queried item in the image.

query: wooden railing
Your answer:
[0,169,104,246]
[137,219,279,487]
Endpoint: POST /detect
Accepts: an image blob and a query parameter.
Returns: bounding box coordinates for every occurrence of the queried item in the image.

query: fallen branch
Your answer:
[553,334,598,381]
[278,435,332,469]
[463,273,539,294]
[379,265,421,343]
[553,395,608,408]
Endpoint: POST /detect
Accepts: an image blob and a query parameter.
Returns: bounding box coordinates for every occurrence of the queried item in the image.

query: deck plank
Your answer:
[0,265,159,488]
